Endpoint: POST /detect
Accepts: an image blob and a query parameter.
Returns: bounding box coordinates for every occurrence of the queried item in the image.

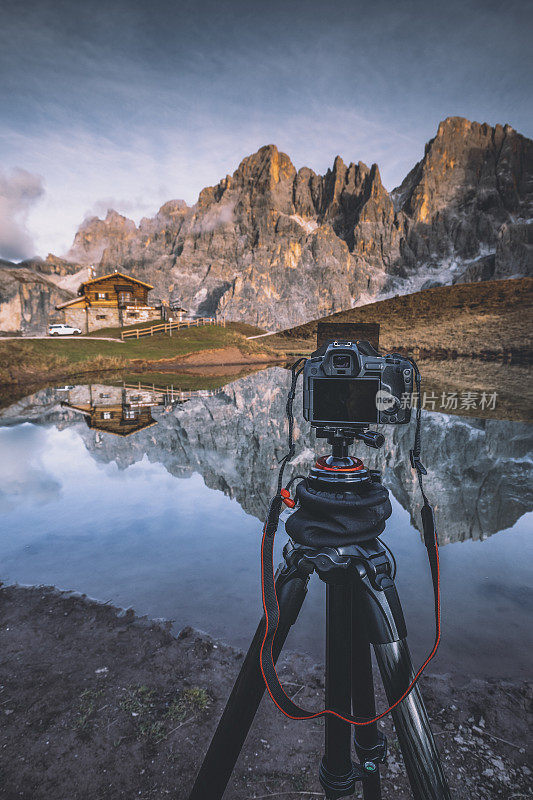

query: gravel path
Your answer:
[0,335,124,342]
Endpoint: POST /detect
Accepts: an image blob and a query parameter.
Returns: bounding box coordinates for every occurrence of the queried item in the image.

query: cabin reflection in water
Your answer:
[61,384,162,436]
[61,382,224,437]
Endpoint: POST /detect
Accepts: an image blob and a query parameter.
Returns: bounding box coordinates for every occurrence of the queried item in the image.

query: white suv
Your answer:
[48,323,82,336]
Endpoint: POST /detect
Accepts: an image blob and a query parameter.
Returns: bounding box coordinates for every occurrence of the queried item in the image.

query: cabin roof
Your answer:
[55,271,154,309]
[80,272,154,290]
[87,419,158,436]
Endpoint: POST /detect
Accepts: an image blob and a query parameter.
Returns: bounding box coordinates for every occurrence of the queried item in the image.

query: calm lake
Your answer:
[0,367,532,680]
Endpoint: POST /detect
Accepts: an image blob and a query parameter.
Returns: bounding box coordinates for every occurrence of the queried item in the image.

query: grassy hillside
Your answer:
[85,319,264,339]
[271,277,533,360]
[0,323,275,385]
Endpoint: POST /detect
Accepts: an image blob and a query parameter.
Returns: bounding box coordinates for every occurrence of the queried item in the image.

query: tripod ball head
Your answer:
[316,426,385,451]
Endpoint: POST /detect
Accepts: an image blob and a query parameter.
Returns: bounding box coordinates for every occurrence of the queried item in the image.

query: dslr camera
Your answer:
[303,340,414,429]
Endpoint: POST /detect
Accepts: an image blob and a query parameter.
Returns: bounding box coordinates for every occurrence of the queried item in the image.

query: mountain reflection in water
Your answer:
[3,368,529,545]
[0,367,532,679]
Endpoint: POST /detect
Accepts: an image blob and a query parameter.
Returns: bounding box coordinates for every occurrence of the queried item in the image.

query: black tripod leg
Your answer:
[188,568,309,800]
[360,578,451,800]
[373,640,450,800]
[320,583,356,800]
[351,583,382,800]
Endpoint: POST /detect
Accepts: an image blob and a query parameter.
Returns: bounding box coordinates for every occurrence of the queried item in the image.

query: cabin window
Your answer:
[124,409,137,420]
[96,292,108,299]
[127,312,139,318]
[103,411,111,419]
[118,291,133,304]
[96,314,107,319]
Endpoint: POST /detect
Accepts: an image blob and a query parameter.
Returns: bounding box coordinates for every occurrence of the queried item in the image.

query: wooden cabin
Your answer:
[169,304,188,322]
[56,271,161,333]
[83,405,157,437]
[62,384,159,436]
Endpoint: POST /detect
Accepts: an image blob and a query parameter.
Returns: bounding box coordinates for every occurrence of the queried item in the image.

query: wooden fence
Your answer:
[121,317,223,340]
[122,381,223,405]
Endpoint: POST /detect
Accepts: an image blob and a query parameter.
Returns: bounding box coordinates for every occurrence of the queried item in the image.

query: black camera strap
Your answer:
[259,358,442,725]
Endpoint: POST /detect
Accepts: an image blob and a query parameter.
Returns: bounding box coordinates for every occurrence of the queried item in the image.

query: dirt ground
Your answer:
[0,585,531,800]
[132,346,284,373]
[273,277,533,361]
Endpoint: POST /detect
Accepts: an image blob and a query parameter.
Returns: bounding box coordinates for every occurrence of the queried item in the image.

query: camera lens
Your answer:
[332,354,351,369]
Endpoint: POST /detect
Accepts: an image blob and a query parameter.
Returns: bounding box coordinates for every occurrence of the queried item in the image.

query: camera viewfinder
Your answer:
[332,354,351,370]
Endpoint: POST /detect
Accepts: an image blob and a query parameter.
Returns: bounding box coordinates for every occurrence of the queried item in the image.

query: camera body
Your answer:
[303,340,413,429]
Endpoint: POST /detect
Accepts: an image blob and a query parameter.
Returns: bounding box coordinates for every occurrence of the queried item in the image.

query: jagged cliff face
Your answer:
[0,256,92,331]
[66,154,385,326]
[0,267,75,332]
[2,368,531,544]
[394,118,533,277]
[57,117,532,329]
[4,118,531,332]
[1,118,530,332]
[24,253,82,277]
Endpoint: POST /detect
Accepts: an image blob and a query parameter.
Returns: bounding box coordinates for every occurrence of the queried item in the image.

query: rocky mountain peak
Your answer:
[137,200,189,238]
[20,253,80,277]
[400,116,531,216]
[66,210,137,266]
[393,116,533,267]
[153,200,189,223]
[234,144,296,187]
[433,116,515,147]
[0,264,76,332]
[228,144,298,218]
[104,209,133,227]
[320,154,349,217]
[158,199,188,215]
[42,116,531,330]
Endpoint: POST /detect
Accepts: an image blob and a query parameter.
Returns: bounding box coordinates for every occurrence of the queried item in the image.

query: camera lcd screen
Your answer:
[312,378,379,423]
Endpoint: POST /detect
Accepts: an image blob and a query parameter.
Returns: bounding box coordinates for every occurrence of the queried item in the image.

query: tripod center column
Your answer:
[320,582,356,798]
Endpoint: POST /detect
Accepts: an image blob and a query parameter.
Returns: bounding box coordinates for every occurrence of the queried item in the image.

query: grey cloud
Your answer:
[0,427,61,510]
[0,168,44,260]
[191,201,235,234]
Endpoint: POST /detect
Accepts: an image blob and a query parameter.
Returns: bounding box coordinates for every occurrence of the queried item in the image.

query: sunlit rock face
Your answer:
[3,368,530,544]
[48,117,531,330]
[394,117,533,277]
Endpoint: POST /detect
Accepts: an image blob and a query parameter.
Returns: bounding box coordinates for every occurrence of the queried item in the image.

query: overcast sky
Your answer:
[1,0,531,260]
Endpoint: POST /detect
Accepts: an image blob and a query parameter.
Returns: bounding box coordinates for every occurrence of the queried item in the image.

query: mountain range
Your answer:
[2,116,532,331]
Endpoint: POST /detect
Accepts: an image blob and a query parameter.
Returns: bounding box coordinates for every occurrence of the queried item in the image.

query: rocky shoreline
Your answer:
[0,584,530,800]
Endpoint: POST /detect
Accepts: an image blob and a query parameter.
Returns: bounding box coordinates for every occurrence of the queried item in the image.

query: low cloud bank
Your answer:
[0,168,44,261]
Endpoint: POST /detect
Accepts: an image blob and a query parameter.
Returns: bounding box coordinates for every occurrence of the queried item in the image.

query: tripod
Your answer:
[189,432,451,800]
